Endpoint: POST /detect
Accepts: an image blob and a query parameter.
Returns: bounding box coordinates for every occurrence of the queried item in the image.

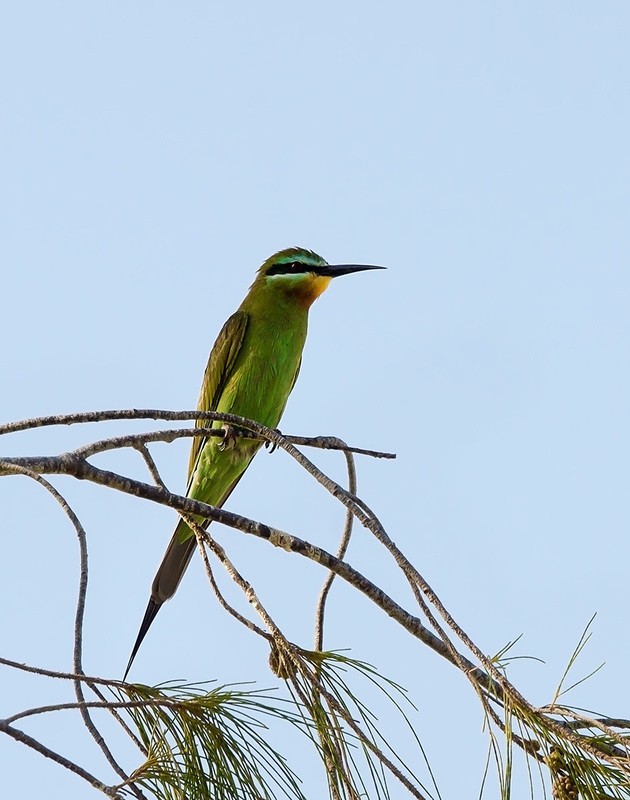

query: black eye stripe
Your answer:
[266,260,309,277]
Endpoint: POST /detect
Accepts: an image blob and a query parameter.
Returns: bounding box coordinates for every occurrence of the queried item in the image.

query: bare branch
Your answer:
[0,449,478,676]
[0,462,142,794]
[0,656,125,687]
[0,408,395,458]
[3,409,630,797]
[133,443,168,489]
[190,519,270,641]
[314,446,357,651]
[0,718,121,797]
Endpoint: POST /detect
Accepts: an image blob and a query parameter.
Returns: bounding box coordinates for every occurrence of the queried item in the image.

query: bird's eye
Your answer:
[265,260,307,277]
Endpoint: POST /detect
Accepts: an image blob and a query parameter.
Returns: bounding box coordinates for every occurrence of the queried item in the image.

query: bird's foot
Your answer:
[219,423,238,451]
[264,428,282,453]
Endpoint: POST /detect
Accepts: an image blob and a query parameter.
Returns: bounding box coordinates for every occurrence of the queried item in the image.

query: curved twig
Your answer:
[3,409,630,796]
[314,447,357,651]
[0,718,121,797]
[0,462,143,796]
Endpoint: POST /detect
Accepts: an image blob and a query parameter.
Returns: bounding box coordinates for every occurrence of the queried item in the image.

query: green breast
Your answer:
[217,309,307,428]
[188,302,308,506]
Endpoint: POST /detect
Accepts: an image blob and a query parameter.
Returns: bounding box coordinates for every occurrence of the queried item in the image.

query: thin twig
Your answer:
[134,443,167,489]
[0,455,476,672]
[314,446,357,651]
[4,411,630,786]
[89,683,147,755]
[0,408,395,458]
[0,462,143,795]
[190,519,431,800]
[187,516,269,641]
[0,718,121,797]
[283,433,395,460]
[6,696,232,723]
[0,656,124,686]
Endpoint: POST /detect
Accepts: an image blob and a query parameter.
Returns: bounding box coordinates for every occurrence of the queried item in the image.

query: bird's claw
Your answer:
[218,423,238,451]
[264,428,282,453]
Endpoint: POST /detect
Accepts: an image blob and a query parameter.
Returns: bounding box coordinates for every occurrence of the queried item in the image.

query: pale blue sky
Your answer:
[2,2,630,798]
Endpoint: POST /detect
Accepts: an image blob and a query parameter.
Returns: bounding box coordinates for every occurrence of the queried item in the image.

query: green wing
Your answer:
[187,310,249,482]
[290,356,302,394]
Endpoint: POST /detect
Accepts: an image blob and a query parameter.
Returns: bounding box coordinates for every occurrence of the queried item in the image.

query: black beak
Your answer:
[318,264,386,278]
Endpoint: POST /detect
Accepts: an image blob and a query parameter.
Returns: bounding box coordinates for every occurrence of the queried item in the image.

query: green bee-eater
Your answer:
[124,247,384,678]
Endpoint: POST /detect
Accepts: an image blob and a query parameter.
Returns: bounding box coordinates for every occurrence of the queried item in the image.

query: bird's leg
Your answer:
[264,428,282,453]
[219,423,238,451]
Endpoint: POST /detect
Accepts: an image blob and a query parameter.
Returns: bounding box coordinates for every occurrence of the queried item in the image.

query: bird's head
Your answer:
[255,246,385,307]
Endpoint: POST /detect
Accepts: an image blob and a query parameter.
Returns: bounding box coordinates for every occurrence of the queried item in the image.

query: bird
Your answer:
[123,246,384,679]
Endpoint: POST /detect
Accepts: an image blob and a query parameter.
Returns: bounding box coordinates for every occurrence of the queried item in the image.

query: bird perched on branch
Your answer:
[124,246,384,679]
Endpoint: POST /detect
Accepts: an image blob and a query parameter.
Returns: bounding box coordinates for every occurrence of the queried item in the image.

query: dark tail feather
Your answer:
[123,477,245,680]
[123,598,162,681]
